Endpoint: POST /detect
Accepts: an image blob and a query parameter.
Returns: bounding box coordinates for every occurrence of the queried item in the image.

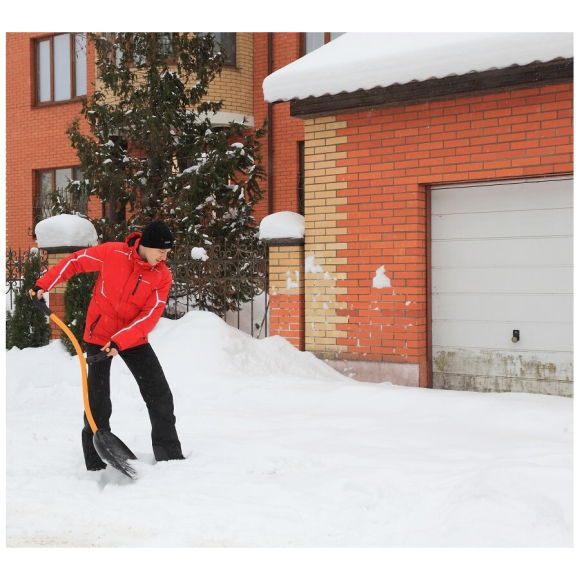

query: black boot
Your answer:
[153,445,185,461]
[87,464,107,471]
[82,427,107,471]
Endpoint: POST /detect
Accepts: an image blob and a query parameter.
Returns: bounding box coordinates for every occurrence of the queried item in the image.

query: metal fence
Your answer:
[164,239,269,338]
[5,242,269,338]
[6,248,50,311]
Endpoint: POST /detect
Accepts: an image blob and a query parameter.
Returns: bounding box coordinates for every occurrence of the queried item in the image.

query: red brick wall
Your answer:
[269,293,305,349]
[6,33,98,336]
[331,83,573,385]
[6,33,97,252]
[253,33,305,221]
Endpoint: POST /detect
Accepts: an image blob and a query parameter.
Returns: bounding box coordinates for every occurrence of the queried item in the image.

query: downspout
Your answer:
[267,33,273,215]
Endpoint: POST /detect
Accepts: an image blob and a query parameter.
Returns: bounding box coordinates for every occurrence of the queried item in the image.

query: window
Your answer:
[157,33,173,57]
[133,33,174,65]
[35,167,87,225]
[302,32,345,55]
[104,33,178,68]
[200,33,236,66]
[103,33,125,66]
[36,33,87,104]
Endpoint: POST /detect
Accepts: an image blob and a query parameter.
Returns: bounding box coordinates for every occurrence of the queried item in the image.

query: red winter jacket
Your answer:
[36,232,172,351]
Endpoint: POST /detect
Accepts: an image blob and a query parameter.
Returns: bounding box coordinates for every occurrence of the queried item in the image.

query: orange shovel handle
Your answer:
[31,291,98,434]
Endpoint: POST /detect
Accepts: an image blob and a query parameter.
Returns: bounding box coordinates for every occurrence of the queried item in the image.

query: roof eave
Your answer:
[286,58,573,119]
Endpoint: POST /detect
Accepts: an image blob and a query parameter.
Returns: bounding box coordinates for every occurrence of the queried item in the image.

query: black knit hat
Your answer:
[140,221,174,250]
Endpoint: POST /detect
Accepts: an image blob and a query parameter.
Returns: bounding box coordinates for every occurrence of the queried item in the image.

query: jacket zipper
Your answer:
[89,314,102,339]
[132,275,142,295]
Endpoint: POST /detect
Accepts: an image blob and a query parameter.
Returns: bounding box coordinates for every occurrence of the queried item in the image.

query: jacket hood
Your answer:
[125,232,142,247]
[124,231,169,273]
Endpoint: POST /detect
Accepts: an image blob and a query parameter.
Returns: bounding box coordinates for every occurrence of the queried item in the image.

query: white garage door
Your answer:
[431,178,573,396]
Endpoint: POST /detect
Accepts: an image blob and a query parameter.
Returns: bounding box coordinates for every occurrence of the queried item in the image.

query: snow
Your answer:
[191,247,209,261]
[305,255,324,274]
[198,110,255,128]
[263,32,573,102]
[224,291,268,337]
[6,311,572,548]
[35,214,98,249]
[286,271,300,289]
[373,265,391,289]
[259,212,305,240]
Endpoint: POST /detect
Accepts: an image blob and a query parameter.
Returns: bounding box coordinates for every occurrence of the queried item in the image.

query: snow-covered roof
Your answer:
[263,32,573,103]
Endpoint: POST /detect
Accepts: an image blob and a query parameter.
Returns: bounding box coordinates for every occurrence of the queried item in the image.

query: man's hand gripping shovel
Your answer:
[30,290,138,479]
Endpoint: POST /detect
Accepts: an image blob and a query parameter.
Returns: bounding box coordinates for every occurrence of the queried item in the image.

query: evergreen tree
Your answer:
[66,33,266,249]
[6,252,51,350]
[60,272,99,356]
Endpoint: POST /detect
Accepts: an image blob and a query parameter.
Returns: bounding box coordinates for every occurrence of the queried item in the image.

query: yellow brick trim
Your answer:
[268,246,304,297]
[47,253,70,294]
[302,115,354,357]
[99,33,254,119]
[324,121,348,130]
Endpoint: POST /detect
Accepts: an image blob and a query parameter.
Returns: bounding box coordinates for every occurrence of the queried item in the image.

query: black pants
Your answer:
[83,342,183,469]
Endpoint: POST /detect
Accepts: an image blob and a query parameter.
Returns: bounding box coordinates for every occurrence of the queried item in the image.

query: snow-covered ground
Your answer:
[6,311,572,549]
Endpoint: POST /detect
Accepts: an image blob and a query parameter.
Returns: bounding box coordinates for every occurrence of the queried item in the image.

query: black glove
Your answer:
[87,341,120,363]
[30,285,44,298]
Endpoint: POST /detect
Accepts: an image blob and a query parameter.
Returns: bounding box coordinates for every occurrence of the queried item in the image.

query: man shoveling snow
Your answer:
[31,221,184,471]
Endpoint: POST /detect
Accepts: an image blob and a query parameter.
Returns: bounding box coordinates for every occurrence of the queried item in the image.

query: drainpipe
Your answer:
[267,33,273,215]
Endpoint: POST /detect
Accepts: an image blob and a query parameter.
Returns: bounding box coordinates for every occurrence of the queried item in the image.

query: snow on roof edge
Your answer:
[263,32,573,103]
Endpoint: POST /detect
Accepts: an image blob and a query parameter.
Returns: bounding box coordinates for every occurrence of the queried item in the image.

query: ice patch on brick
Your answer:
[286,270,299,289]
[305,255,324,274]
[373,266,391,289]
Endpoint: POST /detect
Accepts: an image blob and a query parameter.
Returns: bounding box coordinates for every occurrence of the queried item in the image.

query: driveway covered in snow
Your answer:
[6,312,572,547]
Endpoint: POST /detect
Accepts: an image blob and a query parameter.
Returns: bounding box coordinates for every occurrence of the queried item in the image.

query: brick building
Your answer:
[6,32,573,396]
[5,32,333,339]
[6,32,261,250]
[263,32,574,395]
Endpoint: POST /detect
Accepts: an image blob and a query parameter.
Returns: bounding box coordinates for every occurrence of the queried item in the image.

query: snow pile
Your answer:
[263,32,573,102]
[35,214,98,248]
[6,311,573,547]
[259,212,305,240]
[150,312,341,383]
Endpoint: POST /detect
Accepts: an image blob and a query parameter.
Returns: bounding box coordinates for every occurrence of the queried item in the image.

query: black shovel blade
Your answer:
[93,430,138,480]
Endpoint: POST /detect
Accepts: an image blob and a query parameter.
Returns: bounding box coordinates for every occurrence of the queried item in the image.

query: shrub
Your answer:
[6,252,51,349]
[60,272,99,356]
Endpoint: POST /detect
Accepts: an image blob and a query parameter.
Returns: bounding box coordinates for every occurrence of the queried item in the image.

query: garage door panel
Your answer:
[433,294,572,324]
[432,208,572,240]
[433,179,572,214]
[433,373,572,396]
[432,320,572,351]
[432,266,573,294]
[432,347,573,383]
[432,237,572,268]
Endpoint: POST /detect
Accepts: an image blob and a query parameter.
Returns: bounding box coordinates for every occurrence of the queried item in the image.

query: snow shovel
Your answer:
[30,291,138,479]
